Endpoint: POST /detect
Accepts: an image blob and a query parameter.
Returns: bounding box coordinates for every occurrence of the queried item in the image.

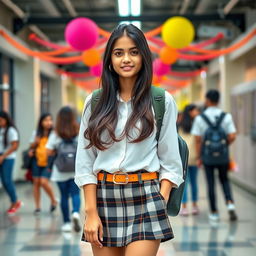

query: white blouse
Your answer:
[74,91,183,188]
[0,127,19,159]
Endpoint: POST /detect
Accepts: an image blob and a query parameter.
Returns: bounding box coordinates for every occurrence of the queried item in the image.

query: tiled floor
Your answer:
[0,171,256,256]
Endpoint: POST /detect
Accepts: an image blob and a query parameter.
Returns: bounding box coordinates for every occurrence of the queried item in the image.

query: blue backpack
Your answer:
[201,113,229,165]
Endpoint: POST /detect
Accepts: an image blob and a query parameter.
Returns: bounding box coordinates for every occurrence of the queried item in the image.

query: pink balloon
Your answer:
[153,58,171,76]
[65,17,99,51]
[90,62,103,77]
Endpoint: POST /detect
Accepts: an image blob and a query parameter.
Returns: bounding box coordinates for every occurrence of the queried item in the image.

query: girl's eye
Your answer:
[114,51,123,57]
[131,50,139,56]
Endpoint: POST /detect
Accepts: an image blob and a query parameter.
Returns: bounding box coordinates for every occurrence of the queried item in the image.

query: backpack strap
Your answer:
[151,86,165,141]
[91,89,102,112]
[201,113,214,128]
[216,112,226,127]
[91,86,166,141]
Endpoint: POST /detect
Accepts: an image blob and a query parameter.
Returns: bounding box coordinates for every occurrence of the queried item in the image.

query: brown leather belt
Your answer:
[97,171,158,184]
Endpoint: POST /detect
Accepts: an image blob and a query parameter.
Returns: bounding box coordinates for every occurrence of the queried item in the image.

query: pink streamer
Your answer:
[29,34,63,49]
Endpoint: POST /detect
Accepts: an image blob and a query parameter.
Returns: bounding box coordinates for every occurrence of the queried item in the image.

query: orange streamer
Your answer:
[41,46,72,56]
[56,70,92,78]
[145,26,162,38]
[98,28,111,38]
[187,29,256,55]
[74,78,100,91]
[98,25,162,39]
[149,44,160,53]
[162,78,190,87]
[0,30,82,64]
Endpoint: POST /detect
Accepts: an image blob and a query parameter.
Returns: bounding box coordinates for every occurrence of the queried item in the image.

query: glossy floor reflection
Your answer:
[0,171,256,256]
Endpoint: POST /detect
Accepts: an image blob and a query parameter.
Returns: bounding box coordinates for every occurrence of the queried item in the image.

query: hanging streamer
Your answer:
[0,30,83,64]
[29,33,108,52]
[56,70,91,78]
[162,78,190,87]
[184,29,256,55]
[168,68,207,77]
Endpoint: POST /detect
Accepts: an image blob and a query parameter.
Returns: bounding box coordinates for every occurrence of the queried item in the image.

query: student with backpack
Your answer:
[191,89,237,222]
[29,113,57,215]
[46,106,81,233]
[0,111,22,215]
[75,24,183,256]
[179,104,200,216]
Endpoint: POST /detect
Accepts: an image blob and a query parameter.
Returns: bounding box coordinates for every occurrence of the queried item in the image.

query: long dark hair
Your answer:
[0,111,17,147]
[36,113,53,138]
[180,104,197,133]
[85,24,154,150]
[55,106,79,139]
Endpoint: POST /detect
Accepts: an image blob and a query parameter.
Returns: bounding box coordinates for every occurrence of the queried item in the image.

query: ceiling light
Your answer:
[131,0,141,16]
[131,21,141,29]
[118,0,129,17]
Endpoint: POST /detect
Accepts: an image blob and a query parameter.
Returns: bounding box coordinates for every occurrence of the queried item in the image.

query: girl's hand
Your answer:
[0,155,5,165]
[197,158,202,168]
[84,211,103,248]
[160,190,169,203]
[160,179,173,203]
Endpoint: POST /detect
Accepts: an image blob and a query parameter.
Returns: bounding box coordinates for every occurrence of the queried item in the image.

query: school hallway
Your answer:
[0,170,255,256]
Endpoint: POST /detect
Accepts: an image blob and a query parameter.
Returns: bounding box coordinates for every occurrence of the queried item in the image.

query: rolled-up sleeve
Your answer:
[75,94,98,187]
[158,92,183,187]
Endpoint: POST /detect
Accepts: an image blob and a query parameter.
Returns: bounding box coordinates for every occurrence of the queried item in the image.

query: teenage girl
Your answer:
[29,113,57,215]
[75,24,183,256]
[46,107,81,232]
[0,111,22,215]
[179,104,200,216]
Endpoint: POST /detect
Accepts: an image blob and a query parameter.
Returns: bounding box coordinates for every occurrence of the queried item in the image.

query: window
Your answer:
[40,74,50,114]
[0,53,14,117]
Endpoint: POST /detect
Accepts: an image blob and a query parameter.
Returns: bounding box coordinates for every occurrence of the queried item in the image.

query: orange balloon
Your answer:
[153,75,162,84]
[160,46,179,65]
[82,49,101,67]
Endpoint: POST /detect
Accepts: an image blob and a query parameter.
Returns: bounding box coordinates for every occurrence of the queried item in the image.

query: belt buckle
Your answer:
[113,171,129,184]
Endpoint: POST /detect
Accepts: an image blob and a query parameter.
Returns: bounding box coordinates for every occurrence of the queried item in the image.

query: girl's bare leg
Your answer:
[125,240,161,256]
[92,245,125,256]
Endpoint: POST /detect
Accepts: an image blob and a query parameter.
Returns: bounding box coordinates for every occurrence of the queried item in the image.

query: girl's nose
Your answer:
[122,53,131,63]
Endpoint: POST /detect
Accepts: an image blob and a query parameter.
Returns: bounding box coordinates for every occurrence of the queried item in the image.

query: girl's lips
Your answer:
[121,66,134,71]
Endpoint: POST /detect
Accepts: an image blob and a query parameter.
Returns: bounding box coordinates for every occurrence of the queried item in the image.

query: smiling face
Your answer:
[0,117,7,128]
[111,34,142,79]
[42,115,53,131]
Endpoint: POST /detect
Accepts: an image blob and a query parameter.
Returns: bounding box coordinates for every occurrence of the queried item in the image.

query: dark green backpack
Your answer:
[91,86,189,216]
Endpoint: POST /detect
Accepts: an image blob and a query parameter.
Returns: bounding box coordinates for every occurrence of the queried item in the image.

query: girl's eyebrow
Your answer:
[113,46,138,51]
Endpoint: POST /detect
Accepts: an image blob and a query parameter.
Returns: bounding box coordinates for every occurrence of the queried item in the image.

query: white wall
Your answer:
[14,57,41,180]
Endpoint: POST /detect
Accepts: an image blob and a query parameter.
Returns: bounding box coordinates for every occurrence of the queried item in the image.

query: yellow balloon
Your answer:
[162,17,195,49]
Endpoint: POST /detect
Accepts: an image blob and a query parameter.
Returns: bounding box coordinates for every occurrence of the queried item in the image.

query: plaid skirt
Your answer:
[82,173,174,247]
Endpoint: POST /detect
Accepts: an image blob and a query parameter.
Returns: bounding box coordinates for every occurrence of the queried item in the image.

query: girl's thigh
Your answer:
[125,239,161,256]
[92,245,125,256]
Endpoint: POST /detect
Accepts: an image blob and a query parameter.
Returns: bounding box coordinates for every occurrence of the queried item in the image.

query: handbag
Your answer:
[21,149,34,170]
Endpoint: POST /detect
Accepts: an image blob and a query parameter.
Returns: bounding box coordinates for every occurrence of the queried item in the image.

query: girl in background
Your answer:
[179,104,200,216]
[0,111,22,215]
[47,107,81,232]
[29,113,57,215]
